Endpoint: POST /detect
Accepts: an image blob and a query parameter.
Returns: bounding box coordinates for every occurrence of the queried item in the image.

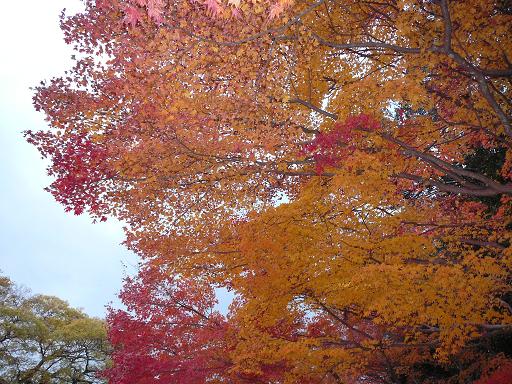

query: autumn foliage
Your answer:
[104,266,233,384]
[28,0,512,382]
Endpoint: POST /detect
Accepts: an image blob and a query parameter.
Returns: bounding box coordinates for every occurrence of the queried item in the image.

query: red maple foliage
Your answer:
[473,362,512,384]
[303,114,381,173]
[105,266,232,384]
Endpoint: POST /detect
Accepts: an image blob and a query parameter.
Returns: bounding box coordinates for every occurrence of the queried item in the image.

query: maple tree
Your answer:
[28,0,512,382]
[105,264,296,384]
[105,265,232,384]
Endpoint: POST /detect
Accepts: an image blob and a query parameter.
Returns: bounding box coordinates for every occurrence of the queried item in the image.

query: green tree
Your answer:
[0,275,108,384]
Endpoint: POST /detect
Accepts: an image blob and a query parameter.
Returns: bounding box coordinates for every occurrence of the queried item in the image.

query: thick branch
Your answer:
[458,238,506,250]
[395,172,511,196]
[382,133,512,194]
[289,98,338,120]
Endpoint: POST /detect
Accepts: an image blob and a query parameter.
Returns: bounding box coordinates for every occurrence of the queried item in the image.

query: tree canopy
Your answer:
[0,275,108,384]
[27,0,512,383]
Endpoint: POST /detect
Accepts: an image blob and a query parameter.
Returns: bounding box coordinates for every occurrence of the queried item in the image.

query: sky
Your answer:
[0,0,139,318]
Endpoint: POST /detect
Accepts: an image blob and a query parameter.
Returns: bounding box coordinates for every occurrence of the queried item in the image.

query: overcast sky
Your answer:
[0,0,139,318]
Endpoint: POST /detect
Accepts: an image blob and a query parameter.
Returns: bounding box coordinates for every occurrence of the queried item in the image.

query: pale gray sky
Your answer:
[0,0,139,318]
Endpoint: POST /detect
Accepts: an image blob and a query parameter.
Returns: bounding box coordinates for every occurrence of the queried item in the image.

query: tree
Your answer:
[27,0,512,259]
[28,0,512,382]
[105,265,235,384]
[0,275,108,384]
[106,265,305,384]
[210,168,512,383]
